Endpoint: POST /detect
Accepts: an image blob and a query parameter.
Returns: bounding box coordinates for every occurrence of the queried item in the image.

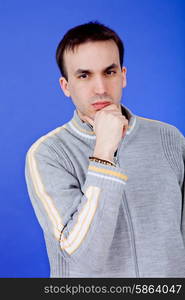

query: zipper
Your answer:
[122,192,140,277]
[114,136,125,166]
[115,141,140,278]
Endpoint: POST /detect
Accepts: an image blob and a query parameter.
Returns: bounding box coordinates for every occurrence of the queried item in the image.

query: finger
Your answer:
[100,103,119,111]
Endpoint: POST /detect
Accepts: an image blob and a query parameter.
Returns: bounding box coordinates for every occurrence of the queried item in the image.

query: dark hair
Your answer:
[56,21,124,80]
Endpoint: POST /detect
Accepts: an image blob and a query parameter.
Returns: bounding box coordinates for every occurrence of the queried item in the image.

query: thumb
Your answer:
[122,123,128,138]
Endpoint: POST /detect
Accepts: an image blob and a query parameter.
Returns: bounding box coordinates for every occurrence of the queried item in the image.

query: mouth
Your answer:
[92,101,111,111]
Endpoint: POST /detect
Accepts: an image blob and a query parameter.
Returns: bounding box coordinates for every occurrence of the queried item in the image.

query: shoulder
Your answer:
[137,115,183,136]
[137,115,176,130]
[25,123,76,173]
[137,115,185,156]
[26,124,68,159]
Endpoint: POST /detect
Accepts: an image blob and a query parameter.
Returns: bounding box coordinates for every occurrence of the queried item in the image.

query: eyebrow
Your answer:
[74,63,119,76]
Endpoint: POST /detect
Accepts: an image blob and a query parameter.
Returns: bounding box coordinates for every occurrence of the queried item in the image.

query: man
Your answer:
[25,21,185,278]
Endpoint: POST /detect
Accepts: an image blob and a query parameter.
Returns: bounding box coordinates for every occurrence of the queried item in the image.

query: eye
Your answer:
[79,73,88,79]
[106,70,116,75]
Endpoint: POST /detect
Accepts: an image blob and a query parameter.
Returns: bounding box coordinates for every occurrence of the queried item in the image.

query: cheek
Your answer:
[110,78,123,92]
[69,81,87,96]
[68,84,89,107]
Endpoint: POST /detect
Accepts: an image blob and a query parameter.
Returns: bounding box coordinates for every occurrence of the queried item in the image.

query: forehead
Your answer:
[64,40,120,72]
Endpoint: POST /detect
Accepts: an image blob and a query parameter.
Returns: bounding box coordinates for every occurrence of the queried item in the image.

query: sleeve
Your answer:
[25,139,128,271]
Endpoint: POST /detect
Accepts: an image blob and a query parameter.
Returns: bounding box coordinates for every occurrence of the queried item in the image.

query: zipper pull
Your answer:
[113,150,118,165]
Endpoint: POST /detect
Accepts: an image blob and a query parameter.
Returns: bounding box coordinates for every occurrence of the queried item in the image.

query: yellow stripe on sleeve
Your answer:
[60,186,100,255]
[88,165,128,181]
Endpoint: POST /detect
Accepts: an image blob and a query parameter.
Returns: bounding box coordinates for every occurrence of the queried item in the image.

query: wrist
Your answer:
[89,156,116,167]
[93,148,114,162]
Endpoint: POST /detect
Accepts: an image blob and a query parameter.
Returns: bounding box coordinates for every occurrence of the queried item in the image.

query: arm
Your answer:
[181,133,185,246]
[25,140,128,272]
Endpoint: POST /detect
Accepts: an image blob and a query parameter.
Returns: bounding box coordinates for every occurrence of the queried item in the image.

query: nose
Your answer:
[93,75,107,95]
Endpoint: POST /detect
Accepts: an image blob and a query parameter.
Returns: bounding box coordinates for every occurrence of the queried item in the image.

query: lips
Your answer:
[92,101,111,110]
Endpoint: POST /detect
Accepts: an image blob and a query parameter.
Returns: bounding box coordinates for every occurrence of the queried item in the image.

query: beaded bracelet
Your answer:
[89,156,116,167]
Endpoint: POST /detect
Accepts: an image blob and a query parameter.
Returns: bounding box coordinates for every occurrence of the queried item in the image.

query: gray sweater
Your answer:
[25,105,185,278]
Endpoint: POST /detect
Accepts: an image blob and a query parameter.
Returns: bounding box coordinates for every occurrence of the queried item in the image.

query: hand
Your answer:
[83,104,128,162]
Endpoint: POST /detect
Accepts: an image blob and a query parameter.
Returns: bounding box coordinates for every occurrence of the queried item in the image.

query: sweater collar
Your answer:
[68,104,137,139]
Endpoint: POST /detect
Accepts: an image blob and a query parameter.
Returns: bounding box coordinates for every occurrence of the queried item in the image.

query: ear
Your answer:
[121,66,127,88]
[59,76,71,97]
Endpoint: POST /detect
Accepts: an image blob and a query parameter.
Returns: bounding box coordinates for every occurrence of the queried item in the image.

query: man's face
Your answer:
[59,40,127,120]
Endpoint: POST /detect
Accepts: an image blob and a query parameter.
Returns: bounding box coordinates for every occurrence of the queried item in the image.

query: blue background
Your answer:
[0,0,185,277]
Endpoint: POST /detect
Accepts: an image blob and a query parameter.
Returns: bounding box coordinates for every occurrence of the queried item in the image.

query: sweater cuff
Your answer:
[83,160,128,192]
